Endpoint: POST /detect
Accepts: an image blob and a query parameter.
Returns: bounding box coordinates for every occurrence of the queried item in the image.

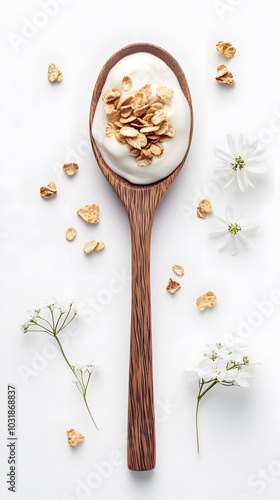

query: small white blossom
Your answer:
[187,338,259,453]
[208,207,259,256]
[213,134,266,192]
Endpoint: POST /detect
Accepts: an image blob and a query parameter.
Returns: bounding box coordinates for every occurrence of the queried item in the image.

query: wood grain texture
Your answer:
[89,43,193,471]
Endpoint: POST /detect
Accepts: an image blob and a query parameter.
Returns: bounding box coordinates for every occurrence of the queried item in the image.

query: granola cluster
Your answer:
[102,80,176,167]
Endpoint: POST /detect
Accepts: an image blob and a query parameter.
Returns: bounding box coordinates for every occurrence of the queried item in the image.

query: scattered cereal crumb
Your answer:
[83,240,97,254]
[215,65,235,85]
[172,264,185,277]
[197,199,213,219]
[216,41,236,59]
[156,86,174,102]
[48,63,63,83]
[102,88,121,103]
[67,429,85,448]
[166,278,181,294]
[196,292,217,311]
[62,163,79,176]
[66,227,77,241]
[77,204,100,224]
[40,181,57,199]
[122,76,133,92]
[95,241,105,251]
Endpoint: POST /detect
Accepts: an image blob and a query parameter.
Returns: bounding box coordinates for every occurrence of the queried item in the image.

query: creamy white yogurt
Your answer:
[92,52,191,185]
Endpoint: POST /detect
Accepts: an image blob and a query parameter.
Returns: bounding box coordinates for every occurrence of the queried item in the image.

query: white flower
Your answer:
[214,134,266,192]
[75,364,95,374]
[208,207,259,256]
[187,339,258,388]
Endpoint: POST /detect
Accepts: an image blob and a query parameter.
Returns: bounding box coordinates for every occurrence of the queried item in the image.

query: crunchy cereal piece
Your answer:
[151,109,167,125]
[115,131,127,145]
[126,134,147,149]
[216,65,235,85]
[40,181,57,199]
[83,240,98,254]
[165,126,176,138]
[166,278,181,294]
[77,204,99,224]
[197,199,213,219]
[120,116,136,124]
[102,88,121,103]
[216,41,236,59]
[139,84,152,103]
[130,148,140,157]
[106,108,121,122]
[155,120,169,135]
[48,63,62,82]
[131,92,146,109]
[172,264,185,277]
[105,125,116,138]
[66,227,77,241]
[119,126,138,138]
[62,163,79,176]
[149,143,162,156]
[156,86,174,102]
[140,125,160,134]
[122,76,133,92]
[137,158,152,167]
[104,103,116,115]
[133,104,150,117]
[67,429,85,448]
[95,241,105,251]
[196,292,217,311]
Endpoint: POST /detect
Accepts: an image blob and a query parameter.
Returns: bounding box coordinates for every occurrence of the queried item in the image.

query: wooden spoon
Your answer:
[89,43,193,471]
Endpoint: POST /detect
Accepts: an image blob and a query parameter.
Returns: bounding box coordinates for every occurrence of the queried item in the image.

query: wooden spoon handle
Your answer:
[127,196,156,471]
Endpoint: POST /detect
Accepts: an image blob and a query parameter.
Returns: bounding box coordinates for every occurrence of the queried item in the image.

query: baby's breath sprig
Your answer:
[21,300,98,430]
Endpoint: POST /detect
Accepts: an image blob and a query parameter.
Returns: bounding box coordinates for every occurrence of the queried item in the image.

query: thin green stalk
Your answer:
[196,380,218,454]
[54,336,75,374]
[83,396,99,430]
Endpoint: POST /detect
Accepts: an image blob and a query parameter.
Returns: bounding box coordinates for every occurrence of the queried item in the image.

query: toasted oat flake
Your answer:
[62,163,79,176]
[137,158,152,167]
[166,278,181,294]
[66,227,77,241]
[172,264,185,277]
[83,240,98,254]
[122,76,133,92]
[95,241,105,251]
[48,63,63,83]
[40,181,57,199]
[216,65,235,85]
[67,429,85,448]
[120,126,138,138]
[156,86,174,102]
[155,120,169,135]
[197,199,213,219]
[216,41,236,59]
[151,110,167,125]
[77,204,99,224]
[149,144,161,156]
[196,292,217,311]
[102,88,122,103]
[105,125,116,138]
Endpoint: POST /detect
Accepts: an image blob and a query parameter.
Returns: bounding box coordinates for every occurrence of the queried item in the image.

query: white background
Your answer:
[1,0,280,499]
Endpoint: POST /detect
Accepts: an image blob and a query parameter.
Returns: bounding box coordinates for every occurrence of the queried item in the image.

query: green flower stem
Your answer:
[54,335,74,373]
[83,395,99,430]
[53,335,98,430]
[196,380,218,454]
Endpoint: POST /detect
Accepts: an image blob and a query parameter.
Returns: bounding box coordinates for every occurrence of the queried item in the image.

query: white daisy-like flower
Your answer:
[214,134,266,192]
[208,207,259,256]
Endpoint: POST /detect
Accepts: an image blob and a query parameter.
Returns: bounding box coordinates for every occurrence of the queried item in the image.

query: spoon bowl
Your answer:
[89,43,193,471]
